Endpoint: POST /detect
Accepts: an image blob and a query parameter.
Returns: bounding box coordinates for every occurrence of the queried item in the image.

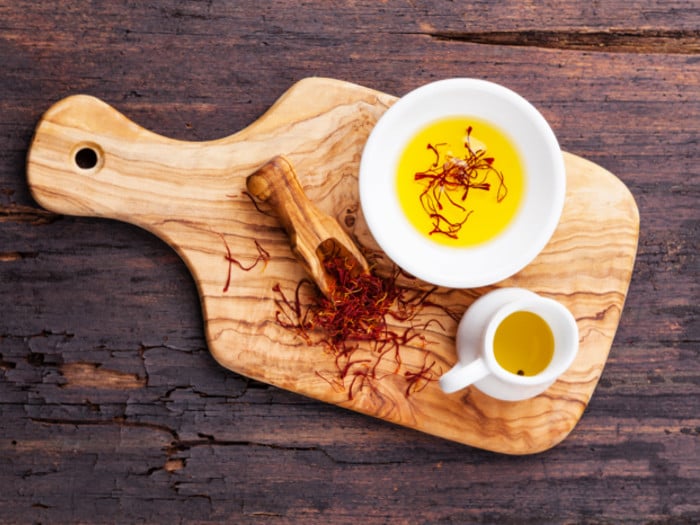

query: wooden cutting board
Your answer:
[26,77,639,454]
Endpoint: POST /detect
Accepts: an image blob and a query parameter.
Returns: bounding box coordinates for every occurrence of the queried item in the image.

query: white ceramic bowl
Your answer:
[359,78,566,288]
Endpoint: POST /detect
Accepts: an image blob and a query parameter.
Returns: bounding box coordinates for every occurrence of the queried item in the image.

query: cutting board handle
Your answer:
[27,95,215,228]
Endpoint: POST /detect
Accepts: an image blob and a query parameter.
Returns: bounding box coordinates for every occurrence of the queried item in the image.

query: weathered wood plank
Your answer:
[0,0,698,522]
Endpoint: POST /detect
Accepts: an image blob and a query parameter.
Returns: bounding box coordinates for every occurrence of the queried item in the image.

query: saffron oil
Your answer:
[396,117,525,247]
[493,310,554,377]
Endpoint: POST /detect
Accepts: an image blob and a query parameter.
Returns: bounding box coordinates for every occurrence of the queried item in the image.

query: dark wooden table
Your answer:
[1,2,698,523]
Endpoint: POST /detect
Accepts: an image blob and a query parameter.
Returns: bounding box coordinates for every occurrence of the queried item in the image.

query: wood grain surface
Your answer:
[1,1,698,523]
[26,79,638,455]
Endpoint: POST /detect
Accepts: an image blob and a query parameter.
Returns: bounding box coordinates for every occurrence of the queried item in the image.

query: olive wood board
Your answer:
[26,77,639,454]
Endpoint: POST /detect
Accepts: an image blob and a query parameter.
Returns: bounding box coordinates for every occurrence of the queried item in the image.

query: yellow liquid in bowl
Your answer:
[396,117,525,247]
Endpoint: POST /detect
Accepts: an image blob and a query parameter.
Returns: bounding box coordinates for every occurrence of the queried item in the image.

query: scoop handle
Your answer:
[246,156,368,297]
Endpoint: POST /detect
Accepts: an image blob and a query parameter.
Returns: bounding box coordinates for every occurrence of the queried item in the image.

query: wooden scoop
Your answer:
[246,156,370,298]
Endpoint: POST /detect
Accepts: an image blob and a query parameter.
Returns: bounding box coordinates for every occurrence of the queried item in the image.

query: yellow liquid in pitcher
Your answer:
[493,311,554,377]
[396,117,525,247]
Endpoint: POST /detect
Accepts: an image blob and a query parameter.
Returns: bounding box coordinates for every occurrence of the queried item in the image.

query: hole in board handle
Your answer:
[75,147,98,169]
[71,142,104,173]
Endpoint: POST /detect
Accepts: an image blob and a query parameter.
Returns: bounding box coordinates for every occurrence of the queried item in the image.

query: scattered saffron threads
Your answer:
[404,351,439,397]
[272,280,315,344]
[414,126,508,239]
[272,256,442,400]
[220,234,270,292]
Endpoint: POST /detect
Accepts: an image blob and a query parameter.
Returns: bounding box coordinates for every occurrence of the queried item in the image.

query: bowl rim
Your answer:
[359,78,566,288]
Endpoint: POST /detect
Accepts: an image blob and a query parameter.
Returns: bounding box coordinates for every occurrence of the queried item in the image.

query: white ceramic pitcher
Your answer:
[440,288,579,401]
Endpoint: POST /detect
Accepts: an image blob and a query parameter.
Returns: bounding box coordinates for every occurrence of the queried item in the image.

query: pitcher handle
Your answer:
[439,358,489,394]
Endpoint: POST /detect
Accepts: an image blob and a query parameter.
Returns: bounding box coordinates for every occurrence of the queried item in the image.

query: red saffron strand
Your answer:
[404,351,439,396]
[220,234,271,292]
[240,190,275,217]
[220,233,234,293]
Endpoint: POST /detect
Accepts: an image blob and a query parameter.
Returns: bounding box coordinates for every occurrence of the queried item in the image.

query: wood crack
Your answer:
[30,416,179,440]
[0,251,39,262]
[169,436,405,466]
[0,203,60,225]
[424,29,700,55]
